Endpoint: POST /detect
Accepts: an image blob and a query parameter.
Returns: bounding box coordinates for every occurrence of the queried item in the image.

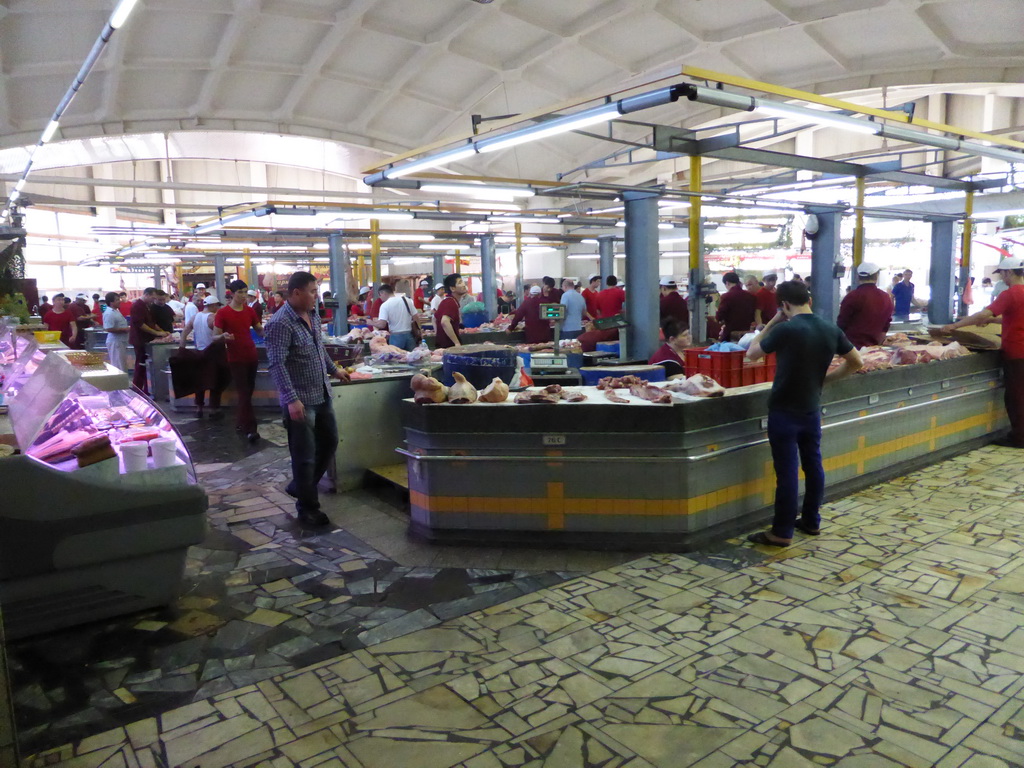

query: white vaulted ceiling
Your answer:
[2,0,1024,186]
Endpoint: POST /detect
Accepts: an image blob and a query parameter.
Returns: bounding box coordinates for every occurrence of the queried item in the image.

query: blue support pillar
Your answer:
[929,219,956,325]
[480,234,497,320]
[433,254,444,289]
[213,255,226,303]
[328,233,348,336]
[806,207,843,322]
[623,190,660,362]
[598,235,615,284]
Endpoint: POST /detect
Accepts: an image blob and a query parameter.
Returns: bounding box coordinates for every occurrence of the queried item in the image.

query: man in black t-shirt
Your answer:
[744,281,863,546]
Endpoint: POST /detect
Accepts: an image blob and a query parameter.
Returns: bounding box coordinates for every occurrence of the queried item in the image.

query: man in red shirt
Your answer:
[215,280,263,442]
[413,279,431,312]
[595,275,626,318]
[68,294,95,349]
[509,285,553,344]
[91,293,103,324]
[716,271,757,341]
[541,276,562,305]
[837,263,894,348]
[37,295,52,318]
[43,295,78,347]
[755,274,779,327]
[648,318,691,378]
[659,278,688,330]
[581,275,601,318]
[118,291,131,318]
[368,285,389,320]
[434,273,465,348]
[943,256,1024,447]
[128,288,169,392]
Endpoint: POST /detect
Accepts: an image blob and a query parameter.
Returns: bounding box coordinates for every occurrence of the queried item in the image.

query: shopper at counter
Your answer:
[265,271,350,527]
[151,291,176,334]
[942,255,1024,448]
[43,294,78,347]
[836,262,894,348]
[560,278,587,340]
[68,294,95,349]
[648,318,690,378]
[246,289,264,321]
[659,278,688,330]
[91,293,103,324]
[180,295,229,419]
[435,273,465,349]
[129,288,169,393]
[892,269,915,319]
[377,279,419,351]
[102,292,130,371]
[716,271,757,341]
[510,285,553,344]
[215,280,263,443]
[745,280,862,547]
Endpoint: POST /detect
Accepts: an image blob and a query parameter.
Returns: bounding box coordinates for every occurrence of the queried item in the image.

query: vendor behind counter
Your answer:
[648,318,689,378]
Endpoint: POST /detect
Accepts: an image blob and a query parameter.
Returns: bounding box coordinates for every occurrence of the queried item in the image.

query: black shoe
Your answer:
[284,481,298,499]
[747,531,791,547]
[795,522,821,536]
[247,432,261,444]
[297,510,330,527]
[194,407,204,419]
[991,436,1024,448]
[208,409,225,421]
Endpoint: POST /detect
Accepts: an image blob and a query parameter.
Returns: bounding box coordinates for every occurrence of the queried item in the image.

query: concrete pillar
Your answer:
[598,235,615,285]
[806,207,843,322]
[929,219,956,325]
[480,234,497,320]
[432,254,445,289]
[214,255,226,302]
[328,233,348,336]
[152,267,161,291]
[623,190,660,362]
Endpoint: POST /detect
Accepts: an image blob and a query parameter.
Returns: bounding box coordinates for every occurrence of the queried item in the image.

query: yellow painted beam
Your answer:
[853,177,865,269]
[682,66,1024,151]
[688,155,702,272]
[370,219,381,285]
[962,190,974,274]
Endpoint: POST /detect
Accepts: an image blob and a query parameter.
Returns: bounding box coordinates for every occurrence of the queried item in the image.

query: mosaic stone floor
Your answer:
[18,442,1024,767]
[4,411,646,757]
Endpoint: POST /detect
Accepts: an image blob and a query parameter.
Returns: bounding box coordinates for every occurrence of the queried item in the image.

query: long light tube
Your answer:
[379,234,435,242]
[109,0,141,28]
[420,183,535,198]
[333,210,414,221]
[756,101,880,135]
[385,146,477,180]
[477,103,622,154]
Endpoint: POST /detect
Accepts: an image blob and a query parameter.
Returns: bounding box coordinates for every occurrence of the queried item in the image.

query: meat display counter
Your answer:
[398,352,1005,550]
[0,349,207,639]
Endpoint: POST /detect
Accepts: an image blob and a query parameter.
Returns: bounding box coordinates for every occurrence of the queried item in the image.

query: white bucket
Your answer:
[150,437,178,468]
[121,442,149,472]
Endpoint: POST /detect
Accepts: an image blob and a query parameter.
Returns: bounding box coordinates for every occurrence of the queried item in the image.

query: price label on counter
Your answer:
[543,435,567,446]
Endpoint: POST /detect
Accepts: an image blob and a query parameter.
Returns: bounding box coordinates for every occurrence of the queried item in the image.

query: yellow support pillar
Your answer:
[853,177,865,272]
[688,155,702,272]
[243,248,253,289]
[960,190,974,319]
[688,155,706,343]
[370,219,381,285]
[174,264,184,296]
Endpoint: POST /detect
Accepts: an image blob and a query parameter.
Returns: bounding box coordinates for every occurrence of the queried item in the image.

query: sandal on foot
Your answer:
[747,531,791,547]
[795,522,821,536]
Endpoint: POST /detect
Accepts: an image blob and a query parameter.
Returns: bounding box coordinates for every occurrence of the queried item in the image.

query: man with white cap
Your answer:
[943,255,1024,447]
[413,278,432,312]
[246,288,264,320]
[429,282,445,313]
[510,284,554,344]
[659,277,688,330]
[185,284,206,326]
[836,262,894,348]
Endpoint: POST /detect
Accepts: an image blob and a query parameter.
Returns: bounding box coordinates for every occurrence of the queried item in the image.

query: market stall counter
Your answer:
[399,352,1003,550]
[0,349,207,639]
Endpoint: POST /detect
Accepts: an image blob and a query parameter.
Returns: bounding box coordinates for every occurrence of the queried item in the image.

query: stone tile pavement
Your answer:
[21,444,1024,768]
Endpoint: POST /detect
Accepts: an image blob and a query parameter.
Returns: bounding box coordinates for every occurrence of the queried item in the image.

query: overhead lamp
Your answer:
[390,257,434,265]
[613,221,675,228]
[334,210,414,221]
[755,101,880,135]
[385,145,477,180]
[313,257,329,263]
[8,190,19,203]
[346,243,373,250]
[566,254,600,260]
[489,215,561,224]
[477,103,622,154]
[418,243,459,250]
[109,0,141,28]
[379,234,435,242]
[658,200,690,210]
[580,238,599,244]
[40,120,60,144]
[420,183,534,198]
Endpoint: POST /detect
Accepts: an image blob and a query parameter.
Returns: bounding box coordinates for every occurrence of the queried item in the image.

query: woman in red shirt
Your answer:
[214,280,263,442]
[43,295,78,346]
[434,274,465,348]
[648,318,691,379]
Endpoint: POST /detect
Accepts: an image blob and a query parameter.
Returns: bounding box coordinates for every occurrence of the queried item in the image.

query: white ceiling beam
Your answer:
[192,0,261,118]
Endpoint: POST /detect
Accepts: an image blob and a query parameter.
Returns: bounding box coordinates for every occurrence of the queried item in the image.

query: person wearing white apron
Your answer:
[102,291,130,371]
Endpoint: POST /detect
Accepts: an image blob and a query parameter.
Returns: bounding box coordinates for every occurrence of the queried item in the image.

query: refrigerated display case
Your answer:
[0,350,208,639]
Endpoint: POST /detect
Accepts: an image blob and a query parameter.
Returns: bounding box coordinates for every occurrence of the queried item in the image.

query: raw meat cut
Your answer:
[629,383,673,404]
[447,372,479,403]
[563,390,587,402]
[514,390,559,404]
[410,374,448,404]
[478,377,510,403]
[597,375,644,390]
[603,389,629,403]
[663,374,726,398]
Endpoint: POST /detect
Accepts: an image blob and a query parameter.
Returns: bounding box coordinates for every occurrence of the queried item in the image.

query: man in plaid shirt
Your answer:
[265,271,350,526]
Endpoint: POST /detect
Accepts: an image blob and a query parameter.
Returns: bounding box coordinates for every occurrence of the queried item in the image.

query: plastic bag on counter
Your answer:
[736,333,757,350]
[706,341,745,352]
[405,345,432,365]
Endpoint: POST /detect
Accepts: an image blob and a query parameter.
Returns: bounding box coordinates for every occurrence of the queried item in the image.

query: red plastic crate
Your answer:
[684,347,775,388]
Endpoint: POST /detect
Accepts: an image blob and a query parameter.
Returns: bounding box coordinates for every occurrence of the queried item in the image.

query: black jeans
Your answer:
[283,400,339,515]
[228,361,258,432]
[768,409,825,539]
[1003,358,1024,446]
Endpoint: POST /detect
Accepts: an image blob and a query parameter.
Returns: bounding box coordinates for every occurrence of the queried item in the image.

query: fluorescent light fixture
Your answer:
[346,243,373,250]
[109,0,140,28]
[756,101,880,135]
[390,257,434,265]
[123,257,181,265]
[8,190,19,203]
[477,103,621,154]
[40,120,60,143]
[379,234,435,242]
[13,179,26,193]
[418,244,459,250]
[658,200,690,210]
[386,146,477,179]
[420,183,534,199]
[581,238,599,244]
[494,235,540,244]
[567,254,599,260]
[489,215,561,224]
[313,257,329,262]
[334,210,414,221]
[451,202,523,212]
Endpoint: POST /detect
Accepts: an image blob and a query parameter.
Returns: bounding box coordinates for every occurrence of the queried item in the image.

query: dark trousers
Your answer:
[228,361,258,432]
[1003,358,1024,446]
[283,400,339,515]
[196,346,230,409]
[768,409,825,539]
[132,344,149,393]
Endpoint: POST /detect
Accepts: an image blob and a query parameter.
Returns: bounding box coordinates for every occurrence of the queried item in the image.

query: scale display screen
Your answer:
[540,303,565,320]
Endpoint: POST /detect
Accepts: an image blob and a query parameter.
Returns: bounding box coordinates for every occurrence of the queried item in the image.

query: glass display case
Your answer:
[0,349,208,639]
